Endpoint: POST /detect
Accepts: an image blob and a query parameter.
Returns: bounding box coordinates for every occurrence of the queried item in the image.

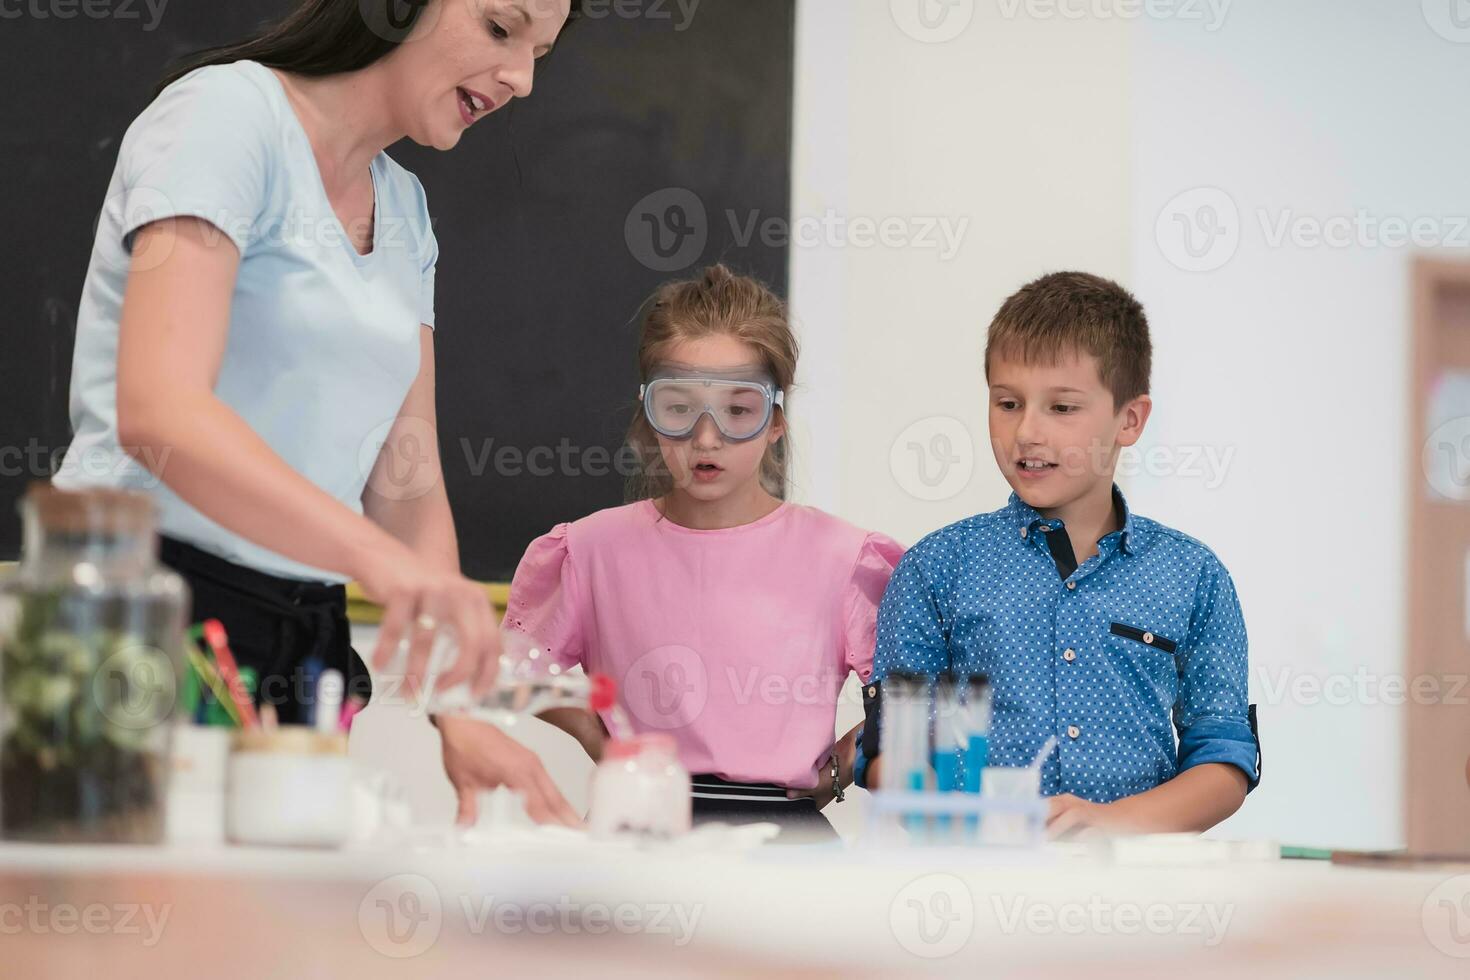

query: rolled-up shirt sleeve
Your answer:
[1173,556,1259,790]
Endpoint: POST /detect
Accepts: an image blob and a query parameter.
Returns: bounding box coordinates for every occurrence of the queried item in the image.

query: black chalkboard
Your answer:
[0,0,795,581]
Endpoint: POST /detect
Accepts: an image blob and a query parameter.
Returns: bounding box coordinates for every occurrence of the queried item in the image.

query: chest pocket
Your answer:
[1108,622,1178,654]
[1107,621,1181,706]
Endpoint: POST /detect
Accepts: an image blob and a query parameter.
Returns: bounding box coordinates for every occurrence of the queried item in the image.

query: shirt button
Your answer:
[1020,526,1028,539]
[1067,725,1080,739]
[1143,632,1155,645]
[1063,648,1077,662]
[867,686,877,698]
[1065,581,1076,590]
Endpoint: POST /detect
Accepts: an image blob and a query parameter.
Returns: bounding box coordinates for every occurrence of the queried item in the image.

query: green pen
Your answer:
[203,687,235,727]
[178,651,201,721]
[187,623,219,724]
[238,666,259,709]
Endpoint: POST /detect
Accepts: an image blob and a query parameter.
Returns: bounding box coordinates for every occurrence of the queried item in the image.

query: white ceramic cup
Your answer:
[225,727,352,848]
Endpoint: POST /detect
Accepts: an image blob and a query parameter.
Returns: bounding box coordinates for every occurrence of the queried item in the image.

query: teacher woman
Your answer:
[55,0,580,825]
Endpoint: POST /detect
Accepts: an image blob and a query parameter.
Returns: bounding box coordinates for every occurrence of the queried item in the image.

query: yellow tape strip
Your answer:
[345,581,510,625]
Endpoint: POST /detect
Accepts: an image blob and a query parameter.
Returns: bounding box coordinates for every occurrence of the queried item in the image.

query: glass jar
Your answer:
[0,483,188,843]
[587,733,692,841]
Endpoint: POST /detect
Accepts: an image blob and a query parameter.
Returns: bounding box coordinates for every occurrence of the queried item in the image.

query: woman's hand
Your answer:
[358,545,500,698]
[437,715,580,827]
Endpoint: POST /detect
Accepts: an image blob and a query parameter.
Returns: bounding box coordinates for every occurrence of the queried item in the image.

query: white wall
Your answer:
[788,0,1134,544]
[1126,0,1470,849]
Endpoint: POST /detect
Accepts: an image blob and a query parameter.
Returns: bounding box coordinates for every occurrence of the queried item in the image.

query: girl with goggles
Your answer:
[640,371,785,443]
[504,264,903,843]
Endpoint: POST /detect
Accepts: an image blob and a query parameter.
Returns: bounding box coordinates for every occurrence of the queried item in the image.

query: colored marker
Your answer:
[301,656,324,727]
[201,619,259,729]
[178,653,201,721]
[339,694,366,733]
[315,668,344,734]
[185,643,240,727]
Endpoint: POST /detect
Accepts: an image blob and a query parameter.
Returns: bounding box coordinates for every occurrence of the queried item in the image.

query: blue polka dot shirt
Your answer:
[860,485,1259,803]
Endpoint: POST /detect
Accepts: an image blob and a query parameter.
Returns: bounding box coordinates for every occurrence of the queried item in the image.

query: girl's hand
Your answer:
[357,545,500,698]
[538,706,608,762]
[786,782,836,809]
[786,741,855,810]
[437,715,580,827]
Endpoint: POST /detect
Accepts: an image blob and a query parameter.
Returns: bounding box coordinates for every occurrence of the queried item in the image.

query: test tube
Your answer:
[959,675,991,840]
[961,675,992,795]
[933,672,964,836]
[879,671,933,834]
[879,671,925,792]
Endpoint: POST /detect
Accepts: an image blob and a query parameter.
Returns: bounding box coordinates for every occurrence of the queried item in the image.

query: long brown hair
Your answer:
[154,0,581,99]
[624,264,799,503]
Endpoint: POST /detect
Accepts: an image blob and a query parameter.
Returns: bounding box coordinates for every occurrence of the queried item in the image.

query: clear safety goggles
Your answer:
[639,371,785,442]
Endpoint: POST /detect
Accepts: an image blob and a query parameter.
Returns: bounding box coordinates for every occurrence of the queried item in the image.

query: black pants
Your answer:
[160,536,371,725]
[691,775,840,845]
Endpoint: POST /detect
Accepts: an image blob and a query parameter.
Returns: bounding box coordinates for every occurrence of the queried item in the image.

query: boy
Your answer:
[856,272,1258,834]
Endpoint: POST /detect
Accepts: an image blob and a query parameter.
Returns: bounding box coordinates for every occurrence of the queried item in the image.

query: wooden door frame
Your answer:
[1406,256,1470,856]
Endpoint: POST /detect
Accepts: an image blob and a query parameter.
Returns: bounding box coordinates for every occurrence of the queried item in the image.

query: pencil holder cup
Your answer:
[225,726,351,848]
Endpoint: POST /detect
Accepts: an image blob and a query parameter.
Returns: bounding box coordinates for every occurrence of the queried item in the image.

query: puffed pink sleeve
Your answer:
[503,524,586,671]
[842,532,906,682]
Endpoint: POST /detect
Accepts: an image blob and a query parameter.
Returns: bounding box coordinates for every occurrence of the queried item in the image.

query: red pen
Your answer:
[201,619,260,729]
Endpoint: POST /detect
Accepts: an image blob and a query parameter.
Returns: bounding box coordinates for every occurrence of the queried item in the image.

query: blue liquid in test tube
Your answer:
[961,676,992,836]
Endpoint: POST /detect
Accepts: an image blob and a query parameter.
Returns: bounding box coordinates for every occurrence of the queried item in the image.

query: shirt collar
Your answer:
[1007,484,1139,556]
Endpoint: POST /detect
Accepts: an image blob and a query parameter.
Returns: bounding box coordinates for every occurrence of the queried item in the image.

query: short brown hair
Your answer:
[624,264,798,502]
[984,271,1151,409]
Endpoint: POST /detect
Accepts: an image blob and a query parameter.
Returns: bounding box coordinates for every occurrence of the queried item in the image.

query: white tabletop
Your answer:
[2,834,1468,977]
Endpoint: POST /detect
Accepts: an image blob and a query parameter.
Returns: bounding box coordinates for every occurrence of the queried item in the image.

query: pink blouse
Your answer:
[504,500,904,789]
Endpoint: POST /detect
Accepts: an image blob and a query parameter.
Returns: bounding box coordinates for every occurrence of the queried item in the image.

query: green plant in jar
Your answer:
[0,484,187,843]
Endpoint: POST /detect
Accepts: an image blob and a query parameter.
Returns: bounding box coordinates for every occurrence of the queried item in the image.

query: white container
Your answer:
[167,725,231,845]
[980,765,1044,847]
[588,734,691,841]
[225,727,352,848]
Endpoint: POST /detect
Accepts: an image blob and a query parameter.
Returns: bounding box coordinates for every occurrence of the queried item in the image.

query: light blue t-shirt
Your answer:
[56,60,439,582]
